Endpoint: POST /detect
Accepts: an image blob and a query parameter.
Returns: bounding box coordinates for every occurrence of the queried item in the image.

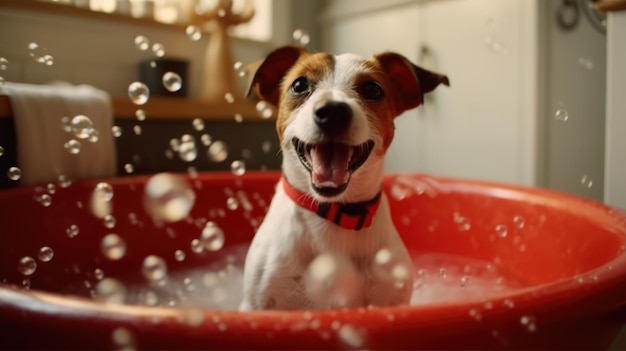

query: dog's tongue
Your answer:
[311,143,350,187]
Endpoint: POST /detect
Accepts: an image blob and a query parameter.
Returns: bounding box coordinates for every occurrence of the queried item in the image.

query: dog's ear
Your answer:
[374,52,449,114]
[245,45,308,106]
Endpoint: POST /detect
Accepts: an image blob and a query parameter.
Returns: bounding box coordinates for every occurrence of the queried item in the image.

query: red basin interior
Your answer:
[1,171,625,349]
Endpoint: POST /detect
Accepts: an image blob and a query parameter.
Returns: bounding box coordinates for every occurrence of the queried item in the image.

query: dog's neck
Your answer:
[280,176,382,231]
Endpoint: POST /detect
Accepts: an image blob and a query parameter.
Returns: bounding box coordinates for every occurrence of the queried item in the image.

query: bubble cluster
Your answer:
[185,25,202,41]
[128,82,150,105]
[18,256,37,276]
[28,42,54,65]
[162,72,182,92]
[101,234,126,260]
[144,173,196,222]
[142,255,168,282]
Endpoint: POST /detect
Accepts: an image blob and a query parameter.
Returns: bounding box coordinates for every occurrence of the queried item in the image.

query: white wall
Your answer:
[0,4,288,99]
[604,11,626,210]
[320,0,539,186]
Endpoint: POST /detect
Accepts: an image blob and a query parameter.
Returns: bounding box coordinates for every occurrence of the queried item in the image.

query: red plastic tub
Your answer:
[0,171,625,349]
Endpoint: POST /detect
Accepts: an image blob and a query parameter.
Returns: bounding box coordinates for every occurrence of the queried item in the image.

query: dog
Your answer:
[239,46,449,310]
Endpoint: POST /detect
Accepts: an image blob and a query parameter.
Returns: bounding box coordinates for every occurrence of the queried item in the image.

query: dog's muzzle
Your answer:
[292,138,374,197]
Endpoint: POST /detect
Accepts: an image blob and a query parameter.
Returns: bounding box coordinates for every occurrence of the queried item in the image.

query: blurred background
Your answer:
[0,0,611,203]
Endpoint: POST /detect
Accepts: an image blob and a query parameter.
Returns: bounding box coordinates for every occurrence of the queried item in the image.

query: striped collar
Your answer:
[281,177,382,231]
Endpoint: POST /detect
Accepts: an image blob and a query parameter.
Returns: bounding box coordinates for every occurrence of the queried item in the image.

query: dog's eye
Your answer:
[291,77,310,95]
[361,81,384,101]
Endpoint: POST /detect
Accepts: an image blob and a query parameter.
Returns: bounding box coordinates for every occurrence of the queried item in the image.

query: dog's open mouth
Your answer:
[292,138,374,197]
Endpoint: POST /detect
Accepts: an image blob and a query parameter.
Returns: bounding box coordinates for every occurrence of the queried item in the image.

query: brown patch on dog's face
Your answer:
[276,53,334,140]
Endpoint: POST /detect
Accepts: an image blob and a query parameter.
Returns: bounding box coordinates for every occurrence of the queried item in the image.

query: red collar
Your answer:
[280,177,382,231]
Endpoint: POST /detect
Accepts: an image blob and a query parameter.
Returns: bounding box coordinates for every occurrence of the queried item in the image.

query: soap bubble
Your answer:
[144,173,196,222]
[495,224,508,238]
[513,215,525,229]
[224,92,235,103]
[185,25,202,41]
[38,194,52,207]
[305,253,361,308]
[128,82,150,105]
[66,224,80,238]
[162,72,182,92]
[555,108,569,122]
[0,57,7,70]
[111,327,135,349]
[94,268,105,280]
[233,61,243,70]
[152,43,165,57]
[292,29,310,46]
[18,256,37,276]
[192,118,205,131]
[103,214,116,228]
[201,134,212,146]
[338,324,364,348]
[581,175,594,188]
[7,167,21,181]
[201,222,225,251]
[234,113,243,123]
[230,160,246,176]
[94,278,126,304]
[174,250,186,262]
[134,35,150,51]
[111,126,122,137]
[0,146,4,156]
[226,197,239,210]
[133,125,142,135]
[95,182,114,201]
[142,255,167,282]
[520,315,537,333]
[88,129,99,143]
[71,115,94,139]
[37,246,54,262]
[208,140,228,162]
[101,234,126,260]
[577,57,594,70]
[64,139,82,154]
[124,163,134,173]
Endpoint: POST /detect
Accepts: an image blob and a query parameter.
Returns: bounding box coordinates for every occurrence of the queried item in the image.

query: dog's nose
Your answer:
[314,101,353,136]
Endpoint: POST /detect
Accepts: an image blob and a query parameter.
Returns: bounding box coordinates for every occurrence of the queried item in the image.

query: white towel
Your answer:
[1,82,116,186]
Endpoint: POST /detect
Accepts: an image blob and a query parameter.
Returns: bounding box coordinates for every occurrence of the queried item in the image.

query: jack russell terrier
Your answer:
[240,46,449,310]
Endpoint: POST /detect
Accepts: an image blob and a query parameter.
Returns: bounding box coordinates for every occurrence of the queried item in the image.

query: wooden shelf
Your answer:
[0,0,186,31]
[595,0,626,12]
[0,95,273,122]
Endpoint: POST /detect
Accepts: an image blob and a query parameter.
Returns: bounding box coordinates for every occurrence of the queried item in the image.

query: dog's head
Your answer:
[246,46,449,202]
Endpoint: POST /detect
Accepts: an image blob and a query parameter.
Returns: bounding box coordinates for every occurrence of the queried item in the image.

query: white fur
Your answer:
[240,53,414,311]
